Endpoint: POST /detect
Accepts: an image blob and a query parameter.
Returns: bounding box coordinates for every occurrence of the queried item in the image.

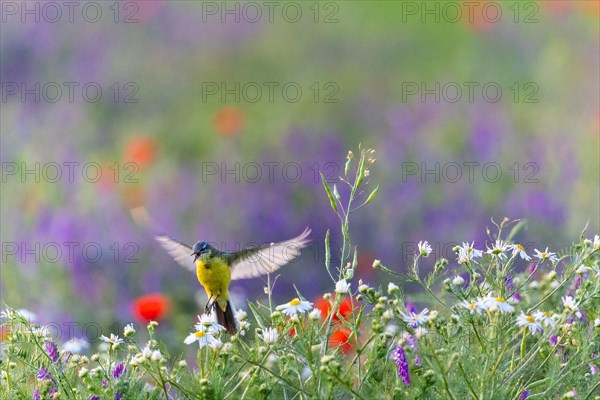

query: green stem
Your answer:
[520,329,527,362]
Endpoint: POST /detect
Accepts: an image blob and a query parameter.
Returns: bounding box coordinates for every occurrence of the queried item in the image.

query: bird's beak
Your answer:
[192,253,198,262]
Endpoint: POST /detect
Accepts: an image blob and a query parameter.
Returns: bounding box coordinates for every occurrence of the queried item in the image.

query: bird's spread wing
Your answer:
[226,228,311,280]
[155,235,195,272]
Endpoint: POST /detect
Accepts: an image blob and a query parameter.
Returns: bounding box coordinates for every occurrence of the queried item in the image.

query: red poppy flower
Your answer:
[123,136,157,169]
[314,296,354,322]
[132,293,169,323]
[214,107,244,136]
[329,328,353,355]
[462,0,497,32]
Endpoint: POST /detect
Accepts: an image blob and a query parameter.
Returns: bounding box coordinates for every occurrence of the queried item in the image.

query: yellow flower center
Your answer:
[289,298,301,306]
[543,312,550,317]
[469,303,476,309]
[495,297,506,303]
[467,248,473,253]
[525,316,535,323]
[516,244,524,251]
[195,331,206,338]
[541,252,547,258]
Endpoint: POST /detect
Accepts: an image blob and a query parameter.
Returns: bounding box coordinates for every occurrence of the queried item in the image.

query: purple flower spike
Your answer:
[32,389,40,400]
[112,362,125,379]
[590,364,598,375]
[44,342,59,363]
[405,303,417,314]
[549,335,558,346]
[89,396,101,400]
[36,368,50,381]
[519,389,529,400]
[393,346,410,386]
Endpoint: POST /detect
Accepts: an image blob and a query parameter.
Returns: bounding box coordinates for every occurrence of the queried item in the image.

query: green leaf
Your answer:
[320,172,338,213]
[506,219,527,242]
[247,302,266,329]
[364,184,379,205]
[355,153,366,188]
[333,184,341,201]
[344,154,352,178]
[325,229,334,281]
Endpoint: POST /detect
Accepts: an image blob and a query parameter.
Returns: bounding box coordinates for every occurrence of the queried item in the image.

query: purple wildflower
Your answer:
[393,346,410,386]
[32,389,40,400]
[36,368,50,381]
[519,389,529,400]
[549,335,558,346]
[414,355,421,366]
[114,393,123,400]
[44,342,59,363]
[89,396,100,400]
[405,303,417,314]
[112,362,125,379]
[102,378,108,388]
[505,275,514,291]
[590,363,598,375]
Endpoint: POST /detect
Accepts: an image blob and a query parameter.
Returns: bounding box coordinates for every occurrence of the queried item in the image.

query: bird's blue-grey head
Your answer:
[191,241,213,261]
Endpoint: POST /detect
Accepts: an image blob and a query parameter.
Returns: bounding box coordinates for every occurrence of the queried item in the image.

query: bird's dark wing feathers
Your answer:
[155,235,195,272]
[225,228,311,280]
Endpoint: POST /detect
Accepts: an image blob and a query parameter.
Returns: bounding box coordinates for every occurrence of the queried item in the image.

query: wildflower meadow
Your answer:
[2,148,599,399]
[2,1,599,399]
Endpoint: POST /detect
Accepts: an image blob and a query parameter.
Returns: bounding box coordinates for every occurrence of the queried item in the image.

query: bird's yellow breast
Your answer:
[196,256,231,300]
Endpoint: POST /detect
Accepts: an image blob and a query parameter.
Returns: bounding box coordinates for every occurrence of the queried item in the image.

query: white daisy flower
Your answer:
[151,350,164,362]
[62,338,90,354]
[123,324,136,337]
[276,298,313,316]
[0,308,37,323]
[457,242,483,263]
[413,327,429,339]
[99,333,124,349]
[533,311,557,327]
[534,247,558,264]
[418,241,432,257]
[260,327,279,344]
[452,276,465,286]
[575,265,590,274]
[308,308,322,320]
[387,282,400,294]
[561,296,579,312]
[183,330,219,348]
[208,338,223,350]
[594,234,600,250]
[483,296,515,313]
[78,367,89,378]
[31,325,52,340]
[400,308,430,326]
[508,243,531,261]
[234,309,247,321]
[195,314,225,335]
[459,299,485,314]
[238,320,251,336]
[335,280,351,294]
[516,313,543,334]
[486,240,508,259]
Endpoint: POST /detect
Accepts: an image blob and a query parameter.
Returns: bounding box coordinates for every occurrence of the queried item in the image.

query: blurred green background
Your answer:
[1,1,598,350]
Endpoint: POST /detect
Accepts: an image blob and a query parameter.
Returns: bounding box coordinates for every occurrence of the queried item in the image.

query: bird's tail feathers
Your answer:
[212,300,238,334]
